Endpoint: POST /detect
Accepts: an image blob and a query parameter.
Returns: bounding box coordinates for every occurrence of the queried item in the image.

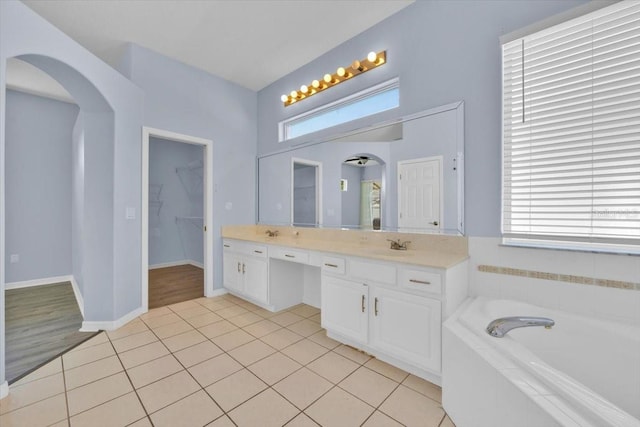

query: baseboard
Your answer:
[149,259,204,270]
[0,381,8,399]
[5,274,73,290]
[80,306,145,332]
[70,276,84,318]
[207,288,227,298]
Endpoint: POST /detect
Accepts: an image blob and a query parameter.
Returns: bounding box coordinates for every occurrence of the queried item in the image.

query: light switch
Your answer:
[126,207,136,220]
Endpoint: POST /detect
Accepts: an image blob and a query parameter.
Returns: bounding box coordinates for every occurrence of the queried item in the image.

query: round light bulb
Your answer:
[300,85,308,94]
[352,60,362,71]
[280,94,288,103]
[290,90,298,98]
[323,73,332,83]
[367,51,377,63]
[312,80,320,89]
[337,67,346,77]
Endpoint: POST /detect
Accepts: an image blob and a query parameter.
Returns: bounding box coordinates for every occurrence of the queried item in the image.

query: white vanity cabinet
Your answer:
[222,240,268,305]
[321,256,467,385]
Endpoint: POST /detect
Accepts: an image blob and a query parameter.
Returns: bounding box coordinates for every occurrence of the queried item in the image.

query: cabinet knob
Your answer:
[374,297,379,316]
[409,279,431,285]
[237,262,241,273]
[242,263,246,274]
[361,295,365,313]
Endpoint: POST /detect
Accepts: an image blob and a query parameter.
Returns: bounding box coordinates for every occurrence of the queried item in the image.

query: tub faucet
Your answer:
[486,316,555,338]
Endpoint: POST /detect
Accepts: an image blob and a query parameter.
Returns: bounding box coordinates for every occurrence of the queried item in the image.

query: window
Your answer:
[502,1,640,253]
[280,78,399,142]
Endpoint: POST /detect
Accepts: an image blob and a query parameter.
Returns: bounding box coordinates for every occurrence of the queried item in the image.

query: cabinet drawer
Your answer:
[222,239,235,251]
[350,259,396,285]
[321,256,346,275]
[271,247,309,264]
[246,244,268,258]
[398,268,442,295]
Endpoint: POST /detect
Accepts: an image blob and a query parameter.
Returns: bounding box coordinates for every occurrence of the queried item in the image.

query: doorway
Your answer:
[398,156,443,231]
[291,158,322,227]
[142,128,214,312]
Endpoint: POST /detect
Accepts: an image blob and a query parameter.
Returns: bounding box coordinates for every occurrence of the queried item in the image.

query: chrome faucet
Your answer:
[486,316,555,338]
[265,230,279,237]
[387,239,410,250]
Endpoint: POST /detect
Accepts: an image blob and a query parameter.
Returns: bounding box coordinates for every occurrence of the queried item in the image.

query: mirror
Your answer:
[258,101,464,234]
[341,155,384,230]
[292,158,321,226]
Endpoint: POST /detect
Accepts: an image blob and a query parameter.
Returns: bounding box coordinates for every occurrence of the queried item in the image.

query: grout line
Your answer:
[59,356,72,427]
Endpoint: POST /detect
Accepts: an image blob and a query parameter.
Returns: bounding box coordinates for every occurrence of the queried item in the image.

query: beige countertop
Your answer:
[222,225,469,269]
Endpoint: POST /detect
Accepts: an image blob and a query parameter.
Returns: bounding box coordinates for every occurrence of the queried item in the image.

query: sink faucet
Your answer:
[387,239,410,250]
[486,316,555,338]
[265,230,279,237]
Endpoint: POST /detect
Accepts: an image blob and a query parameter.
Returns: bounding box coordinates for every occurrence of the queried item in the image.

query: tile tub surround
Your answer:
[0,295,456,427]
[222,224,469,269]
[469,237,640,326]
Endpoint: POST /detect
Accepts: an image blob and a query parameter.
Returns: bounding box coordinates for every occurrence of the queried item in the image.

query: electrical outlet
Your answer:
[10,254,19,263]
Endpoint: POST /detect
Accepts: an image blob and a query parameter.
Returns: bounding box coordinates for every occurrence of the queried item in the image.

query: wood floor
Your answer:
[148,264,204,309]
[5,281,96,384]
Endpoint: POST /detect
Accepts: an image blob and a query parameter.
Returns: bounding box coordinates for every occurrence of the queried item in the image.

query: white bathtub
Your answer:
[443,297,640,427]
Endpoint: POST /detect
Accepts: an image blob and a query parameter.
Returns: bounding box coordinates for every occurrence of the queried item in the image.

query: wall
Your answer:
[116,43,257,291]
[5,90,78,283]
[1,0,144,390]
[293,164,317,226]
[149,137,204,266]
[257,0,587,237]
[71,112,84,298]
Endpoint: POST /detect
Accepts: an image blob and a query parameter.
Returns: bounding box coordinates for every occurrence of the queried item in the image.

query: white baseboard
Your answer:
[80,306,145,332]
[0,381,8,399]
[206,288,227,298]
[5,275,73,290]
[70,276,84,318]
[149,260,204,270]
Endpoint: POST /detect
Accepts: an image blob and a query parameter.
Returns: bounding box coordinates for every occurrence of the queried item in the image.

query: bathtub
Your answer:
[442,297,640,427]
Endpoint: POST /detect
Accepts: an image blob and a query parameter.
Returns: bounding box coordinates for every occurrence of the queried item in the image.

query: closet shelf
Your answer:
[175,216,204,229]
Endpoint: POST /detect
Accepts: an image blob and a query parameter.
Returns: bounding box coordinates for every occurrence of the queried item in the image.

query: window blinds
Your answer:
[502,1,640,249]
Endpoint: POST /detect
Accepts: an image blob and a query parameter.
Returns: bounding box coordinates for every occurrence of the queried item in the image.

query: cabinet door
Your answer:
[370,287,441,373]
[243,257,268,304]
[321,276,368,344]
[223,252,242,293]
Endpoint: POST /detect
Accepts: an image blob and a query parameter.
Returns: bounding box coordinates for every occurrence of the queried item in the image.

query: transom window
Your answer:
[280,78,399,142]
[502,1,640,253]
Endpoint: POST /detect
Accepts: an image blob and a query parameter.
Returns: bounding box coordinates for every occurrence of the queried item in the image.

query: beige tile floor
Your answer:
[0,294,456,427]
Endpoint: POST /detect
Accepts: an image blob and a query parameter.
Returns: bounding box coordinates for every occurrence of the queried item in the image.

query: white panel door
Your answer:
[398,157,442,230]
[321,276,369,344]
[370,287,441,373]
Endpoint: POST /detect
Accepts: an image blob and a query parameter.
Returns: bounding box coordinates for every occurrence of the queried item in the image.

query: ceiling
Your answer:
[9,0,413,102]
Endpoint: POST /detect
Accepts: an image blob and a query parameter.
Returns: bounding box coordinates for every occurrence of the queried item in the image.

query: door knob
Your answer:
[429,221,439,226]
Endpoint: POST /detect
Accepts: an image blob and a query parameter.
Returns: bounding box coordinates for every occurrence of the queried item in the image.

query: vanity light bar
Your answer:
[280,51,387,107]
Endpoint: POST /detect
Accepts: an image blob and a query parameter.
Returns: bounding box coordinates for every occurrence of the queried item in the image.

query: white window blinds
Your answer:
[502,1,640,251]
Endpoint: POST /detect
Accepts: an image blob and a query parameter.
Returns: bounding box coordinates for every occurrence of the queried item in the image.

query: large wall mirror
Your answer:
[258,101,464,235]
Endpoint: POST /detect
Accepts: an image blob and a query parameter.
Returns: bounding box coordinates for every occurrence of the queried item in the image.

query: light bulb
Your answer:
[280,94,288,103]
[290,90,298,99]
[367,51,377,63]
[300,85,308,94]
[323,73,333,83]
[337,67,346,77]
[352,60,364,71]
[312,80,321,89]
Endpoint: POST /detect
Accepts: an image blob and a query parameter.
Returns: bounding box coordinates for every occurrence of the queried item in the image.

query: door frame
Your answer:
[142,127,214,312]
[290,157,323,226]
[397,156,444,230]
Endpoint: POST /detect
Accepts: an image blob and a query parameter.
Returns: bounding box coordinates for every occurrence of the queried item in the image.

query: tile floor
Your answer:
[0,294,456,427]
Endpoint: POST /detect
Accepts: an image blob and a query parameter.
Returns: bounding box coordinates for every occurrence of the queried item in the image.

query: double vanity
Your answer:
[222,224,468,385]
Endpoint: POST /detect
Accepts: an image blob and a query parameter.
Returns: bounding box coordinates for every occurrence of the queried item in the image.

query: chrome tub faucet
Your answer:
[486,316,555,338]
[265,229,279,237]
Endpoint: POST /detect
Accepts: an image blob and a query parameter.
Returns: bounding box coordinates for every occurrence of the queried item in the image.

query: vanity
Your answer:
[222,224,468,385]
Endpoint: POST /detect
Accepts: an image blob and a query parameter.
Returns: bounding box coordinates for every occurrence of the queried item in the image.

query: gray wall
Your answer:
[71,112,84,297]
[5,90,78,283]
[257,0,587,237]
[341,164,362,227]
[149,137,204,266]
[293,165,317,226]
[116,43,257,291]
